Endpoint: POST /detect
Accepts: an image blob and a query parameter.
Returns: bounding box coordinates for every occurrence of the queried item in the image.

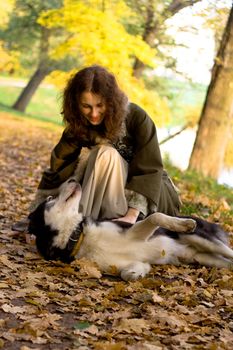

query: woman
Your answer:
[14,65,181,231]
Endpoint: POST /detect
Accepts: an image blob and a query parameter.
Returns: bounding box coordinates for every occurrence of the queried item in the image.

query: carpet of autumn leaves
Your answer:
[0,112,233,350]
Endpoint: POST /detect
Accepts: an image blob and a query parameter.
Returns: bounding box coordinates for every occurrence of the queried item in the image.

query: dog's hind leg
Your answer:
[181,235,233,261]
[127,212,196,241]
[126,214,161,240]
[214,240,233,261]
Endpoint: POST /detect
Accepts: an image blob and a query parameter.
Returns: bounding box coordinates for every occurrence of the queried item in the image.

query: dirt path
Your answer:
[0,112,233,350]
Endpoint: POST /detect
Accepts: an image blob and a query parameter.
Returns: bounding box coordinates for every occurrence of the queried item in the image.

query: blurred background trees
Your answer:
[0,0,232,181]
[126,0,203,78]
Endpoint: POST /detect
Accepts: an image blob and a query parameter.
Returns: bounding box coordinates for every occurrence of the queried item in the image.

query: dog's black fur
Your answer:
[29,202,76,263]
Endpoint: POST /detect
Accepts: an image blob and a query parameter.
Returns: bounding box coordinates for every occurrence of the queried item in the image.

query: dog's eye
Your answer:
[46,196,55,202]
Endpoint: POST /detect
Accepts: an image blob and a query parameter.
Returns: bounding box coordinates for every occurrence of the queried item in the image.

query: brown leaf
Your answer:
[75,258,102,278]
[116,318,149,334]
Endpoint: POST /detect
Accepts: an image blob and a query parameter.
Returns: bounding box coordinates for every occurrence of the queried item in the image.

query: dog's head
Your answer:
[28,179,83,263]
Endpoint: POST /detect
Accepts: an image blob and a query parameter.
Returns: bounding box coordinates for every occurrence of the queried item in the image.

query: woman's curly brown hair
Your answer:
[62,65,129,143]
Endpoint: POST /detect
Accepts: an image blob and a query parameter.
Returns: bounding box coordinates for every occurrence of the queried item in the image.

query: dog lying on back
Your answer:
[28,179,233,280]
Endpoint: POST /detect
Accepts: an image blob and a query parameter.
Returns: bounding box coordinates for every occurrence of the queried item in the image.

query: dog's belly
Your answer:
[77,237,146,271]
[77,227,191,271]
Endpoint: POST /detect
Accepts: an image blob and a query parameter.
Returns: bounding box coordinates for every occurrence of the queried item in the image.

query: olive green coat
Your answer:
[38,103,181,216]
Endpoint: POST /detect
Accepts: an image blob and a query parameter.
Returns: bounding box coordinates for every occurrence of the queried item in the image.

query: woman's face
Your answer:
[78,91,106,125]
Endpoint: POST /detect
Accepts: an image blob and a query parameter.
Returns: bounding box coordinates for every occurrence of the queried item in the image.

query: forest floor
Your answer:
[0,111,233,350]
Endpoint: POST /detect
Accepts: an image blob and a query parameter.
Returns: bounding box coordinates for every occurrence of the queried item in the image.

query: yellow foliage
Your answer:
[0,0,15,28]
[46,70,73,89]
[39,1,155,69]
[41,0,170,126]
[0,41,20,73]
[118,73,171,126]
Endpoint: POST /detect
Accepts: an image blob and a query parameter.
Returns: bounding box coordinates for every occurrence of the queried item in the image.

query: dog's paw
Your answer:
[120,262,151,281]
[180,218,196,233]
[185,219,197,232]
[171,217,196,233]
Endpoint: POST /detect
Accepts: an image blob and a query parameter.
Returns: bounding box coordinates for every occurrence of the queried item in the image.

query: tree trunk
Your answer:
[133,0,202,78]
[13,26,51,113]
[188,5,233,179]
[12,66,50,112]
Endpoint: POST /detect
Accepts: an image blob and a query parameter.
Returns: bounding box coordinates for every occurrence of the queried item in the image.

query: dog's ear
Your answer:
[28,211,38,236]
[28,211,33,220]
[27,204,45,237]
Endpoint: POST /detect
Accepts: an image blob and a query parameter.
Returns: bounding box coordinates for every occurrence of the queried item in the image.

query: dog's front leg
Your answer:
[120,262,151,281]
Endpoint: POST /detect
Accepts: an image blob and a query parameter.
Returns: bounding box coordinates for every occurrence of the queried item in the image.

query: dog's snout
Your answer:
[67,178,76,184]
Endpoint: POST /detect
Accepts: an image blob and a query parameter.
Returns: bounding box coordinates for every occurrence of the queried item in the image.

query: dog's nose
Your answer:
[67,178,76,184]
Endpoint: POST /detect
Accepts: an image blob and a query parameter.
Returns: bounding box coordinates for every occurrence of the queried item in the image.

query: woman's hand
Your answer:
[113,207,140,224]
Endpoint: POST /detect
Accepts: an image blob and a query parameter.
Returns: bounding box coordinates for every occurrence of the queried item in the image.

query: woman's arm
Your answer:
[113,207,140,224]
[38,128,81,190]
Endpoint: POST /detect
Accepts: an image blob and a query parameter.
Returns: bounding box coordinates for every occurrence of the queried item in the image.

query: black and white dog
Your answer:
[28,179,233,280]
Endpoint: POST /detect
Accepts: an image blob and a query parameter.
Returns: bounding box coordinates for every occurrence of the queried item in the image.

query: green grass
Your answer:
[0,84,62,125]
[164,156,233,225]
[165,157,233,203]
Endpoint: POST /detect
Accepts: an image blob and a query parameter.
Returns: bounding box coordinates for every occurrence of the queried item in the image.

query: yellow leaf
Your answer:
[161,249,166,257]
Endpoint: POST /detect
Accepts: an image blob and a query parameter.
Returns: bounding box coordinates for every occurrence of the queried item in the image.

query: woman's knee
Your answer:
[96,145,120,163]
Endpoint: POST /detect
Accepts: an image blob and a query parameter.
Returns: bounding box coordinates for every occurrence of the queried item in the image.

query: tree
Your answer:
[1,0,167,121]
[13,26,59,112]
[0,0,19,73]
[188,4,233,179]
[0,0,73,112]
[125,0,202,78]
[2,0,171,124]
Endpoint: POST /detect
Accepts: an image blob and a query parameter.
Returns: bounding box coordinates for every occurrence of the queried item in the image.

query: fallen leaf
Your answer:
[116,318,149,334]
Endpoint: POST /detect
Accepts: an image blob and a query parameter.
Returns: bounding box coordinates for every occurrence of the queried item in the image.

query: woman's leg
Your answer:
[80,145,128,220]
